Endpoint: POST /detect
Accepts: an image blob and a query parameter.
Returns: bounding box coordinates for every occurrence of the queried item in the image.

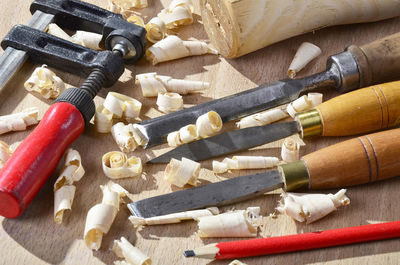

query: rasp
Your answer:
[128,128,400,218]
[133,32,400,148]
[149,80,400,163]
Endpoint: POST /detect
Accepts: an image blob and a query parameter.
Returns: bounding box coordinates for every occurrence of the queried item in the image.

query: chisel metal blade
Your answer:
[148,121,300,163]
[128,170,284,218]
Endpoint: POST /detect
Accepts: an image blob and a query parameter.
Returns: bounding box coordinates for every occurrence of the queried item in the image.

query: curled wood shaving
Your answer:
[109,0,148,11]
[236,108,288,129]
[112,237,151,265]
[111,122,137,152]
[146,35,218,65]
[103,92,142,122]
[0,107,39,135]
[84,182,130,250]
[145,17,166,43]
[164,157,200,187]
[197,207,261,238]
[167,124,198,146]
[156,92,183,113]
[0,141,12,170]
[24,65,65,99]
[281,138,300,162]
[95,105,113,133]
[127,15,145,27]
[286,93,323,118]
[288,42,322,79]
[229,260,248,265]
[54,149,85,224]
[213,156,280,174]
[129,207,219,227]
[196,111,222,138]
[276,189,350,224]
[102,151,142,179]
[135,72,209,97]
[72,31,103,51]
[157,0,194,29]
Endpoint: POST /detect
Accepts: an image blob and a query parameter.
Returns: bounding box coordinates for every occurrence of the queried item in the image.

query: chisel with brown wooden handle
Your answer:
[134,32,400,148]
[129,127,400,218]
[150,80,400,163]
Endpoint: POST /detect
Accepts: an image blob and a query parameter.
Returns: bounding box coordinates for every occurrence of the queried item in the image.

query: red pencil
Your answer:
[184,221,400,260]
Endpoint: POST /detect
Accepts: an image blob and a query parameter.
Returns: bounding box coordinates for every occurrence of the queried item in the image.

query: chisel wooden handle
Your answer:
[317,81,400,136]
[302,128,400,189]
[348,32,400,87]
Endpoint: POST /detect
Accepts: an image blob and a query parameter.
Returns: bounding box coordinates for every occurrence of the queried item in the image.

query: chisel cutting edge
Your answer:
[134,32,400,148]
[129,128,400,218]
[149,80,400,163]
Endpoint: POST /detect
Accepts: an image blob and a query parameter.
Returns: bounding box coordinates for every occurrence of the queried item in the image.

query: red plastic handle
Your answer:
[0,102,85,218]
[216,221,400,259]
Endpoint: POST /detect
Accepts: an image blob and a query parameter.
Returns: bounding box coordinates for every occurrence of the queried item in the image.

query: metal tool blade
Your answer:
[128,170,284,218]
[149,121,300,163]
[134,69,339,148]
[0,11,54,95]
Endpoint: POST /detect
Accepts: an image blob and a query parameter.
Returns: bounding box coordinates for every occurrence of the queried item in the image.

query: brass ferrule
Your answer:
[296,109,322,138]
[279,160,310,191]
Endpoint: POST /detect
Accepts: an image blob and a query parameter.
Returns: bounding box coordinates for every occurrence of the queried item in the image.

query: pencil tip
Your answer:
[183,250,195,257]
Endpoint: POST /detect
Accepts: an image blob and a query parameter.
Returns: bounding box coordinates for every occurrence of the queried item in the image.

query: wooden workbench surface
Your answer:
[1,1,400,265]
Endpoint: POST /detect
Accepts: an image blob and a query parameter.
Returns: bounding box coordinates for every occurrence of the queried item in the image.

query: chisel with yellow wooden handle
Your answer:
[131,127,400,217]
[150,80,400,163]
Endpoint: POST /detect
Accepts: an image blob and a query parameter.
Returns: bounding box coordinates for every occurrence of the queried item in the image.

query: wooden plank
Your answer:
[0,1,399,264]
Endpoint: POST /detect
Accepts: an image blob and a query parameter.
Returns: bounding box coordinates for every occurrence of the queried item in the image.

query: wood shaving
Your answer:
[229,260,248,265]
[236,108,288,129]
[102,151,142,179]
[276,189,350,224]
[54,149,85,224]
[288,42,322,79]
[84,182,130,250]
[127,15,145,27]
[109,0,148,11]
[129,207,219,227]
[157,0,194,29]
[95,105,114,133]
[164,157,200,187]
[24,65,65,99]
[103,92,142,122]
[156,92,183,113]
[146,35,218,65]
[0,141,12,170]
[286,93,323,118]
[112,237,151,265]
[197,207,261,238]
[145,17,166,43]
[213,156,279,174]
[0,107,39,135]
[196,111,222,138]
[47,23,75,43]
[135,72,209,97]
[72,31,103,51]
[281,138,300,162]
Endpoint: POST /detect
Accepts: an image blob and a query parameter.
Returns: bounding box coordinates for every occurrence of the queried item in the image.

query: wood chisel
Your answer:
[128,127,400,218]
[0,0,146,218]
[133,32,400,148]
[149,80,400,163]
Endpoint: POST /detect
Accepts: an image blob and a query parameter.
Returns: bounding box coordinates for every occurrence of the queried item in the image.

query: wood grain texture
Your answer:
[317,81,400,136]
[0,1,400,265]
[348,32,400,87]
[303,128,400,189]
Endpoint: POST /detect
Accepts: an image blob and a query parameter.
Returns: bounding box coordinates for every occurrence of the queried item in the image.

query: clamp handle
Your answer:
[30,0,146,63]
[0,102,85,218]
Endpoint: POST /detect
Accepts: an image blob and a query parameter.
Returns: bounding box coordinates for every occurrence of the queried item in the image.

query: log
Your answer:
[200,0,400,58]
